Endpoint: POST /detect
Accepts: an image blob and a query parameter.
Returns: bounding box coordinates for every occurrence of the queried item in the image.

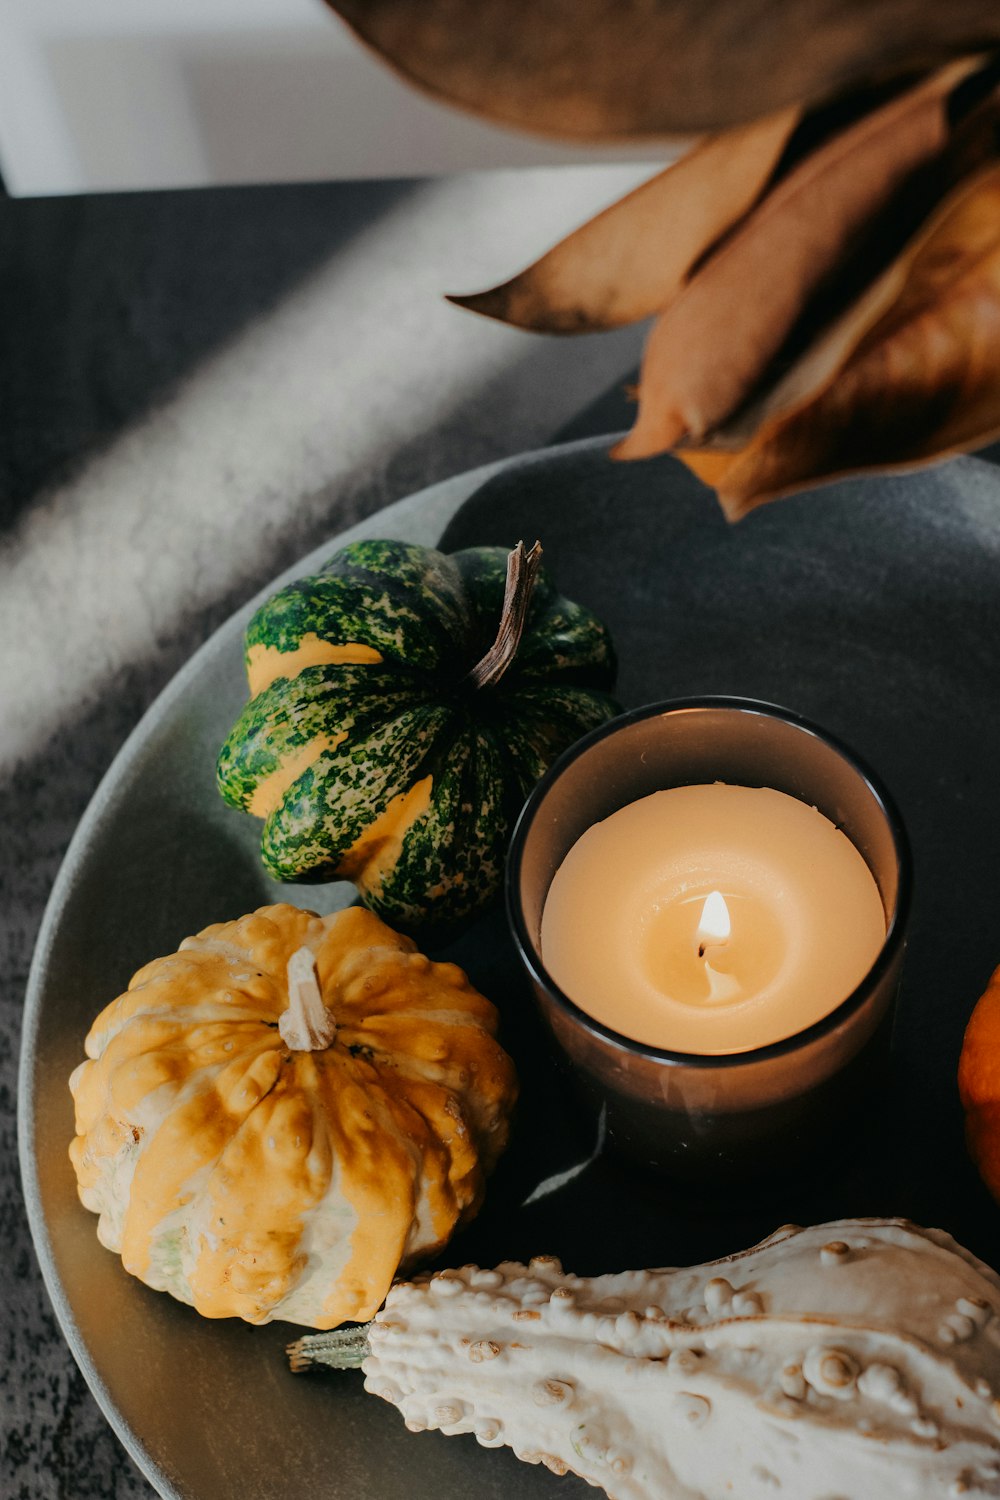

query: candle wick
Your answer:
[698,943,707,959]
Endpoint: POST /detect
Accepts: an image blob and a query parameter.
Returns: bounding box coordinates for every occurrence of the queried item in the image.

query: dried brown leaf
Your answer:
[678,166,1000,517]
[708,67,1000,445]
[614,58,981,458]
[324,0,1000,136]
[448,108,799,332]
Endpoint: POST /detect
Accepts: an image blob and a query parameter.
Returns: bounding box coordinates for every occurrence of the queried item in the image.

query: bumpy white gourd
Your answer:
[291,1218,1000,1499]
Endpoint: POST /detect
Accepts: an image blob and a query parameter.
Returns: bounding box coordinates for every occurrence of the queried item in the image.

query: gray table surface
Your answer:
[1,164,646,1500]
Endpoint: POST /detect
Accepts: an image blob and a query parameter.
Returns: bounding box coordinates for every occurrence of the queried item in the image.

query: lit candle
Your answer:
[540,783,886,1055]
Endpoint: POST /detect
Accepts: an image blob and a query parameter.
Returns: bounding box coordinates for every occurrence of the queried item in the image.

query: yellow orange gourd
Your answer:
[69,903,517,1328]
[958,964,1000,1203]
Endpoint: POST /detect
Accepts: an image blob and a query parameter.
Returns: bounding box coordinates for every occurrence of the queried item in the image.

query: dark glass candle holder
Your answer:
[506,698,912,1179]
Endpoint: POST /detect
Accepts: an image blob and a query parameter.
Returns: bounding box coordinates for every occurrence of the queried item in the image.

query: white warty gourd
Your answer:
[290,1218,1000,1499]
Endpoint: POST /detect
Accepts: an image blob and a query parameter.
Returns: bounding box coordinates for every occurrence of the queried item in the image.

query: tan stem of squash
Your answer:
[279,946,337,1051]
[465,540,543,690]
[287,1322,372,1372]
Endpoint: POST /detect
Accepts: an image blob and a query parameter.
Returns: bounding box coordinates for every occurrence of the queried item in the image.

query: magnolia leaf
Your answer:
[614,58,981,458]
[324,0,1000,135]
[697,62,1000,448]
[448,108,799,332]
[678,166,1000,518]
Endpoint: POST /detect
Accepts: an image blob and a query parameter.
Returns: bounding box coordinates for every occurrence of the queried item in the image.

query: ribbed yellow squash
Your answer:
[69,903,517,1329]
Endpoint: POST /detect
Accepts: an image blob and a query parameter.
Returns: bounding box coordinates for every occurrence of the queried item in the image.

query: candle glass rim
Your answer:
[505,695,913,1070]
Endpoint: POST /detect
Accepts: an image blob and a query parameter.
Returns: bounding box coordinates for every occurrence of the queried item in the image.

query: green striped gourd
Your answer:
[217,539,618,930]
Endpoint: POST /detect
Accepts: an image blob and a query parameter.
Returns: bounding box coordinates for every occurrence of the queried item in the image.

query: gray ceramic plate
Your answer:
[19,437,1000,1500]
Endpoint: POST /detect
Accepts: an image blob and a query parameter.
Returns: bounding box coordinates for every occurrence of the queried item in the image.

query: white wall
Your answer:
[0,0,669,195]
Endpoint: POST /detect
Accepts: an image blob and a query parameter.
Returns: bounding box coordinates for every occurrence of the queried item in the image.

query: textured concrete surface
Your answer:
[1,165,644,1499]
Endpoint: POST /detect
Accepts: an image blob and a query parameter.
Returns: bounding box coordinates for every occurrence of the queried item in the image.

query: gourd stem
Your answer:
[279,947,337,1052]
[465,540,543,690]
[287,1323,372,1373]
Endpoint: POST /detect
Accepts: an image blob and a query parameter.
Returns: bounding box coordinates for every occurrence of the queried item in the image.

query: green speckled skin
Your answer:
[244,540,470,673]
[218,540,619,931]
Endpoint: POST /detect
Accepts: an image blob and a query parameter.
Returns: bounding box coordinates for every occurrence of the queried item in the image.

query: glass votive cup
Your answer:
[506,697,912,1179]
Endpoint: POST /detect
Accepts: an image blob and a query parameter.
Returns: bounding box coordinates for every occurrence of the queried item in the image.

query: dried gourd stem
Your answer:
[465,540,543,690]
[279,947,337,1051]
[288,1323,372,1373]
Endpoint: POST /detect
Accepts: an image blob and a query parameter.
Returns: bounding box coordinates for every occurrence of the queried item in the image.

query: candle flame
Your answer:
[696,890,731,955]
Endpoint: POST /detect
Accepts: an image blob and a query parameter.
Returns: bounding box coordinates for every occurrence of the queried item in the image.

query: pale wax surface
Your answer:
[541,784,887,1054]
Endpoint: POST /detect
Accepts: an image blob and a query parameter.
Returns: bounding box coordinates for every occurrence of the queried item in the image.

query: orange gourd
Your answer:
[69,903,517,1328]
[958,964,1000,1202]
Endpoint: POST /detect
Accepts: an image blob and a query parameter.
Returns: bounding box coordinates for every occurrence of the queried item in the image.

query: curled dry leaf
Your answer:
[680,165,1000,517]
[703,72,1000,457]
[448,107,800,332]
[323,2,1000,515]
[614,59,982,457]
[441,45,1000,514]
[324,0,1000,135]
